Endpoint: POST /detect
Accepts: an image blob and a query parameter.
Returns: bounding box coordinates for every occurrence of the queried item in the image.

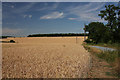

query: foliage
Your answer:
[83,44,118,63]
[98,5,118,30]
[98,4,120,43]
[85,4,120,43]
[85,22,108,43]
[0,36,13,39]
[28,33,88,37]
[84,39,93,43]
[97,50,118,63]
[10,40,15,43]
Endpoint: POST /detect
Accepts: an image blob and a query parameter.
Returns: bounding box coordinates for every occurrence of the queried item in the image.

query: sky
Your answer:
[2,2,119,37]
[0,1,1,36]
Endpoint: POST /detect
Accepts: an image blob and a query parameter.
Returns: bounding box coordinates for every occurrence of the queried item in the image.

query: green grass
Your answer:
[83,43,119,63]
[83,43,120,78]
[96,50,118,63]
[106,72,113,76]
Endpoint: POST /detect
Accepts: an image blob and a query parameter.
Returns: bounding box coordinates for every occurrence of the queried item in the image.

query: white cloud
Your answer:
[23,14,32,18]
[23,15,27,18]
[68,18,77,20]
[2,28,22,35]
[28,15,32,18]
[65,2,106,22]
[40,11,64,19]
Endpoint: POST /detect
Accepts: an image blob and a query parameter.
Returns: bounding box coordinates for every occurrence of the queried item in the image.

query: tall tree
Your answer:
[85,22,107,43]
[99,4,120,43]
[115,3,120,42]
[98,5,117,31]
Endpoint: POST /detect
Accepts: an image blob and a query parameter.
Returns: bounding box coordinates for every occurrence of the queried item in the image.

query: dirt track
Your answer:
[2,37,90,78]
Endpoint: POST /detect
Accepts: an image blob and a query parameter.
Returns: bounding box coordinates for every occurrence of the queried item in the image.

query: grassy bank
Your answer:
[83,43,120,78]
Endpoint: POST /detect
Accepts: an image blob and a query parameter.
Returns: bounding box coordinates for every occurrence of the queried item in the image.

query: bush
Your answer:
[84,39,93,43]
[10,40,15,43]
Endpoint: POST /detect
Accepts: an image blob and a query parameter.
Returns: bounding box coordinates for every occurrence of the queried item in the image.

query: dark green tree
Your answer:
[115,4,120,42]
[98,5,117,30]
[99,4,120,43]
[85,22,107,43]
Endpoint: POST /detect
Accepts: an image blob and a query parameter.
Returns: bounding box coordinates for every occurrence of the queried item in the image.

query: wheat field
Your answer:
[2,37,90,78]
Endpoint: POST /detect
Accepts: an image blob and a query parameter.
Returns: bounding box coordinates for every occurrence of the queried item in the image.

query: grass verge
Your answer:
[83,43,120,78]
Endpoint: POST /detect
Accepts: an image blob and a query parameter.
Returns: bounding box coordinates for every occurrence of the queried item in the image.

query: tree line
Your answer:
[85,4,120,44]
[28,33,88,37]
[0,36,13,39]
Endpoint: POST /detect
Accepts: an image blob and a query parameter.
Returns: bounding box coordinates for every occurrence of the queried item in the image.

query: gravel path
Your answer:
[2,37,90,78]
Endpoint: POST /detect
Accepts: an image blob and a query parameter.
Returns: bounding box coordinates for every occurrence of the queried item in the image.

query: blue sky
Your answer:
[2,2,119,36]
[0,1,1,36]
